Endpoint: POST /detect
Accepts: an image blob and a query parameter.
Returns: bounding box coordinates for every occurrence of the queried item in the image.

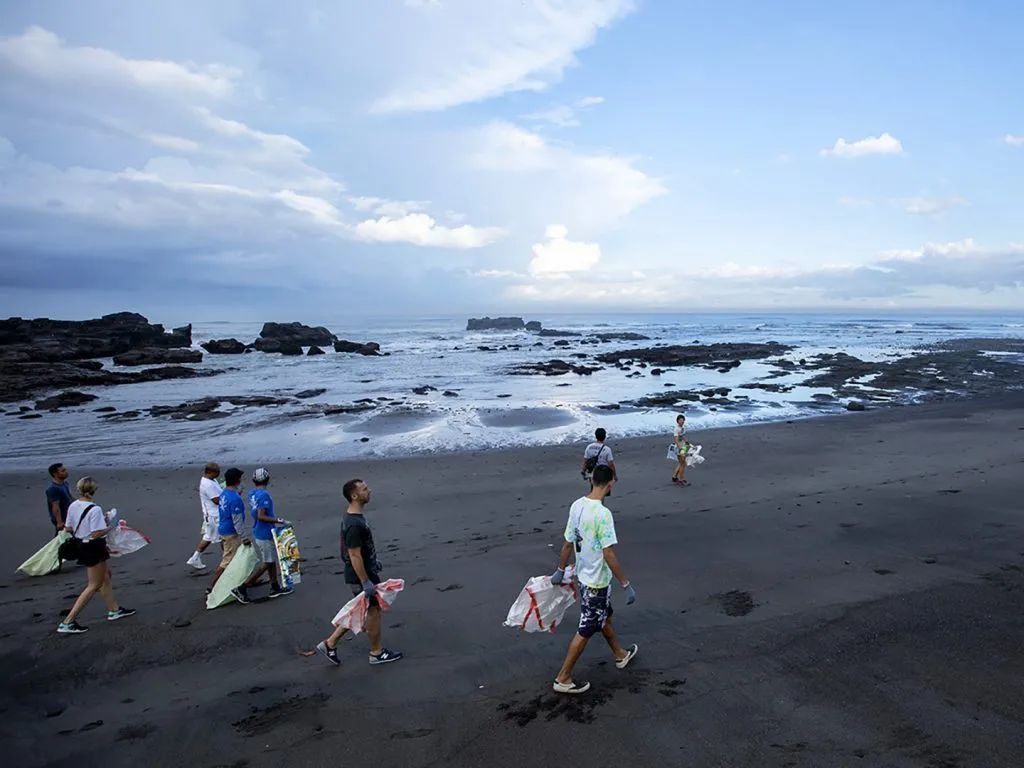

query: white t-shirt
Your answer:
[583,442,614,465]
[199,477,221,521]
[563,496,618,589]
[674,424,687,440]
[65,499,108,541]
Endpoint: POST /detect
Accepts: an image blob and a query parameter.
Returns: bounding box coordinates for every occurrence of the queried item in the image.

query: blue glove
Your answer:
[550,568,565,585]
[623,583,636,605]
[362,580,377,599]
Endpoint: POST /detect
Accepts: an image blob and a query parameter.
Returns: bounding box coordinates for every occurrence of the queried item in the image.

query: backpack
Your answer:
[57,504,96,562]
[583,444,607,474]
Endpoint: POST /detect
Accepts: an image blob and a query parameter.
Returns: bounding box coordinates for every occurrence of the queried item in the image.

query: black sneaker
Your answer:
[369,648,403,665]
[107,607,137,622]
[231,587,250,605]
[269,585,294,599]
[316,641,340,666]
[57,621,89,634]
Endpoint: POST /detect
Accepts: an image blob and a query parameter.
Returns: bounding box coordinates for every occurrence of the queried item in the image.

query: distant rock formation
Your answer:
[334,340,382,356]
[258,322,336,346]
[112,348,203,366]
[467,317,526,331]
[202,338,246,355]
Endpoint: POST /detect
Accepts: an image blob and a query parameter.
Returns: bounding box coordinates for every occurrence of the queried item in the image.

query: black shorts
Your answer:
[78,537,110,568]
[578,585,613,638]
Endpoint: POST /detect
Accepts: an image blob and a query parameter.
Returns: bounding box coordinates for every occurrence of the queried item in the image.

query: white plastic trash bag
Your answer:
[686,444,705,467]
[106,521,150,557]
[503,566,577,634]
[206,544,259,609]
[666,444,678,461]
[331,579,405,634]
[17,531,71,576]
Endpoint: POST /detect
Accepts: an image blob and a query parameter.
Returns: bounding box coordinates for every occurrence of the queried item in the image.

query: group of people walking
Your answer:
[43,413,695,691]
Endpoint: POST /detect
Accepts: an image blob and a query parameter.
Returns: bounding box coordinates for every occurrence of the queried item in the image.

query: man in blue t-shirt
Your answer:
[45,462,73,534]
[232,468,292,603]
[207,467,249,592]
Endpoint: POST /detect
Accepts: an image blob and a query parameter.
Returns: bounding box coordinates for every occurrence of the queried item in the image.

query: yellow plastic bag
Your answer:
[17,531,71,576]
[205,544,259,609]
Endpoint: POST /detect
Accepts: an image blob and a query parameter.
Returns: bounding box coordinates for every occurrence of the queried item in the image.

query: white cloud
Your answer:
[523,95,606,127]
[0,26,238,98]
[371,1,634,112]
[472,121,666,226]
[838,196,874,208]
[1004,134,1024,146]
[355,213,506,248]
[529,224,601,275]
[348,196,428,217]
[820,132,904,158]
[901,195,968,216]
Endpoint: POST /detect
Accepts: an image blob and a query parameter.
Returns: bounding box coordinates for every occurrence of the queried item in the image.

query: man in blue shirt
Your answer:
[45,462,73,534]
[232,467,292,603]
[207,468,248,592]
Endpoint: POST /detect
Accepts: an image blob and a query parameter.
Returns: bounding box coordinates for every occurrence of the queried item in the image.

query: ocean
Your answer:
[2,312,1021,469]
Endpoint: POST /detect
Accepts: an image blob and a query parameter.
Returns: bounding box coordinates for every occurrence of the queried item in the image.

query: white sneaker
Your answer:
[186,555,206,570]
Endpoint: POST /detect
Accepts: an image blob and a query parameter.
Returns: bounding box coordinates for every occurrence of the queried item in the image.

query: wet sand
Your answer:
[2,395,1023,767]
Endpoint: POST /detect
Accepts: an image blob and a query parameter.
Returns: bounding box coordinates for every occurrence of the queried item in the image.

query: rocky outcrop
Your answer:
[259,322,336,346]
[35,391,98,411]
[253,338,303,355]
[202,338,246,355]
[149,395,293,421]
[0,361,221,403]
[334,340,382,356]
[467,317,525,331]
[508,359,602,376]
[538,328,580,337]
[112,348,203,366]
[295,388,326,399]
[307,346,325,356]
[0,312,192,364]
[596,342,791,369]
[525,321,542,332]
[593,332,650,342]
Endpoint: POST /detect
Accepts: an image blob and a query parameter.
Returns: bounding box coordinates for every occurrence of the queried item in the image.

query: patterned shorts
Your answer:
[578,585,613,638]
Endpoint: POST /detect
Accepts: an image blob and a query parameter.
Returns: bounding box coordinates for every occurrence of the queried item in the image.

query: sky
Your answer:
[0,0,1022,320]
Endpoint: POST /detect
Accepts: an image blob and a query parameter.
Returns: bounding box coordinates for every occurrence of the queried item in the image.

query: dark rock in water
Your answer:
[595,342,790,369]
[0,361,221,403]
[113,348,202,366]
[593,332,650,342]
[597,403,621,410]
[846,401,867,411]
[259,321,336,346]
[201,338,246,354]
[741,382,794,393]
[150,395,292,421]
[413,385,438,395]
[622,390,702,407]
[93,406,117,413]
[321,403,375,415]
[76,360,104,371]
[443,390,459,397]
[295,388,326,399]
[538,328,580,337]
[467,317,525,331]
[496,394,512,398]
[35,391,98,411]
[0,312,192,364]
[359,437,370,442]
[18,413,42,419]
[525,321,542,332]
[553,340,570,347]
[253,338,303,355]
[508,359,602,376]
[650,368,663,376]
[307,346,325,356]
[334,340,381,356]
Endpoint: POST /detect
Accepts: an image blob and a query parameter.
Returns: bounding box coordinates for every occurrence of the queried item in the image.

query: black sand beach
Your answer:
[2,396,1023,767]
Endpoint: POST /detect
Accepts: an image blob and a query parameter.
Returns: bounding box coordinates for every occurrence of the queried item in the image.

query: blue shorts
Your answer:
[578,585,613,638]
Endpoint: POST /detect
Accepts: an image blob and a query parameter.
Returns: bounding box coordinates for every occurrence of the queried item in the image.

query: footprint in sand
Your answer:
[436,584,463,592]
[709,590,755,617]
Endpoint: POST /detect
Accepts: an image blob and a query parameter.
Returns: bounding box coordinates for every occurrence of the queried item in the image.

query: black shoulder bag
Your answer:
[58,504,96,562]
[583,444,607,474]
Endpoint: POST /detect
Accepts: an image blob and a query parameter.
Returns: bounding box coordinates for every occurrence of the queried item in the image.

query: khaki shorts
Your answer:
[219,535,241,568]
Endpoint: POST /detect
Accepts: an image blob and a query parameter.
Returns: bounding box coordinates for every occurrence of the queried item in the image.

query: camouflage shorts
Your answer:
[578,585,613,638]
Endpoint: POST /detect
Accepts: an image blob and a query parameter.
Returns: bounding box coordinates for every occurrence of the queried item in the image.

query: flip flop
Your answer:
[552,679,591,694]
[616,643,639,669]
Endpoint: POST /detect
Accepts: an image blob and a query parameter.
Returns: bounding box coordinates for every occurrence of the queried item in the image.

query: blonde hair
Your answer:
[76,476,98,497]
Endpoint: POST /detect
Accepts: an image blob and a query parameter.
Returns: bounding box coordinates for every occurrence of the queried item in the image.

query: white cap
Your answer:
[252,467,270,483]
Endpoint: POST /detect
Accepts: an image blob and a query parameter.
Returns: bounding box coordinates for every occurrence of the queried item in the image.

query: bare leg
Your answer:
[196,539,211,554]
[555,633,590,684]
[65,562,107,623]
[208,566,226,589]
[677,454,687,482]
[325,623,349,648]
[99,567,119,612]
[242,562,269,589]
[365,603,383,655]
[601,617,626,660]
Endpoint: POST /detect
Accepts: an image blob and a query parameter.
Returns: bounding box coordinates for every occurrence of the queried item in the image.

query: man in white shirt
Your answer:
[581,428,617,483]
[549,464,638,694]
[186,462,222,570]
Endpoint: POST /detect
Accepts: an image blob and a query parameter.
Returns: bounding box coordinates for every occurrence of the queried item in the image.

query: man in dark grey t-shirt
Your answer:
[45,462,72,534]
[316,479,402,667]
